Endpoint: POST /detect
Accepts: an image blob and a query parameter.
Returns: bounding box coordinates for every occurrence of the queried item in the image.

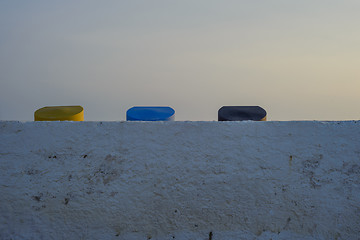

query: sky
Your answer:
[1,0,359,121]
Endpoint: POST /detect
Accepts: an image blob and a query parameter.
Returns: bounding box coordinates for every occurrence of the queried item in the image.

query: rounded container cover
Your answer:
[34,106,84,121]
[126,106,175,121]
[218,106,266,121]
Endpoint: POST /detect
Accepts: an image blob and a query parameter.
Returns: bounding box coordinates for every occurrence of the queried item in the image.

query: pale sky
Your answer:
[1,1,359,121]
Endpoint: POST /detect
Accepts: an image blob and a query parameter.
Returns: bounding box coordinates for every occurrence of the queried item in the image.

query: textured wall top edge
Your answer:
[0,121,359,240]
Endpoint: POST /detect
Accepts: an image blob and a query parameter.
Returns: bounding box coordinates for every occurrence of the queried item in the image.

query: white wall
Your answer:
[1,121,359,240]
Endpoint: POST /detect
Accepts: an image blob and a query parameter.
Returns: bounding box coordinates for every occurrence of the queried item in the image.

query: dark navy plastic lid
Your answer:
[126,106,175,121]
[218,106,267,121]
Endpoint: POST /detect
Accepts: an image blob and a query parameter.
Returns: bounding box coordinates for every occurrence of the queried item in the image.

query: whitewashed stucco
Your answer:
[0,121,360,240]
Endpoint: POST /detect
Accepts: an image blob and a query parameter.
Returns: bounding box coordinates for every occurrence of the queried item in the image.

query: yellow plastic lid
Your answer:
[34,106,84,121]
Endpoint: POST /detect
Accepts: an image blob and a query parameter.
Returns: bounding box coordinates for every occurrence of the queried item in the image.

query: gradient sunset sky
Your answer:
[1,1,359,121]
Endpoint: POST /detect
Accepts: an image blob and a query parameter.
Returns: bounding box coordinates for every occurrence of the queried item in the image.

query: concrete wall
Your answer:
[0,121,359,240]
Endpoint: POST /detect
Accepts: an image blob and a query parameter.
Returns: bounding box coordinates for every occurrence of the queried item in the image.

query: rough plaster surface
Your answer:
[0,121,359,240]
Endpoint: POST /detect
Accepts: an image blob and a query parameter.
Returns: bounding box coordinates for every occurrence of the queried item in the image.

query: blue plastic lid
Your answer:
[126,106,175,121]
